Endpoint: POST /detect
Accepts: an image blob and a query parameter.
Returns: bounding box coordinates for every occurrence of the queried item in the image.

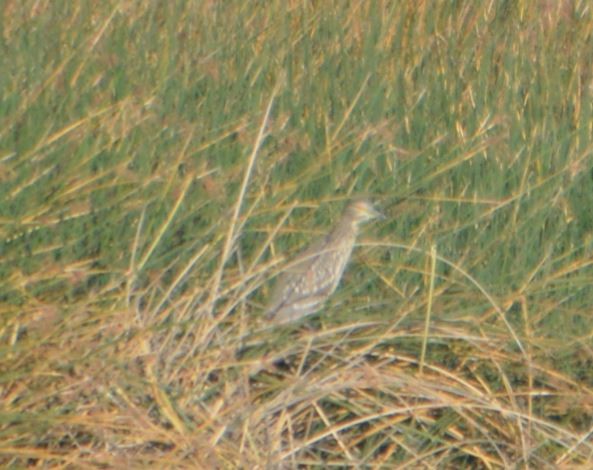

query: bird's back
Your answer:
[264,224,356,324]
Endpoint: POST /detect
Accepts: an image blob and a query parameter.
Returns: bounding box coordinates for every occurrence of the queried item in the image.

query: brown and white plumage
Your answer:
[264,199,383,324]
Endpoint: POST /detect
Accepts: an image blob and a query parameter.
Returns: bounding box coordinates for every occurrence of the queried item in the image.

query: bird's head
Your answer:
[345,199,384,227]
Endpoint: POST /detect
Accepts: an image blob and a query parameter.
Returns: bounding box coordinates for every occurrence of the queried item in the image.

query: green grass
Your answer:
[2,0,593,467]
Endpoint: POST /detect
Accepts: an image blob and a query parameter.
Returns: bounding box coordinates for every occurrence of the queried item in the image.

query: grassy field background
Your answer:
[2,0,593,467]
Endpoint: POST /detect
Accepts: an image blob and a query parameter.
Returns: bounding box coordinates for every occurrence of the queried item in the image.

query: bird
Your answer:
[264,199,383,325]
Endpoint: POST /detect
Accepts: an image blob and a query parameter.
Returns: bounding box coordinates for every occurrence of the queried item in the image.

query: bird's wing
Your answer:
[264,233,332,317]
[267,293,329,324]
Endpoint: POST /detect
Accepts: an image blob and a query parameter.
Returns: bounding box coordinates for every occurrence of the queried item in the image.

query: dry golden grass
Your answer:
[2,1,593,468]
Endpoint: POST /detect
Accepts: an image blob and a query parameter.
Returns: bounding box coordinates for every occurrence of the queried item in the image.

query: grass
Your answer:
[2,0,593,467]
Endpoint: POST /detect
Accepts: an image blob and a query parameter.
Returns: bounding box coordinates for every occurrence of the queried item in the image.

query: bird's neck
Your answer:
[332,218,359,240]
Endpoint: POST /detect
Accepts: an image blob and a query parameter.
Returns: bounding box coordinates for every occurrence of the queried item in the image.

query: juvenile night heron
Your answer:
[264,199,383,324]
